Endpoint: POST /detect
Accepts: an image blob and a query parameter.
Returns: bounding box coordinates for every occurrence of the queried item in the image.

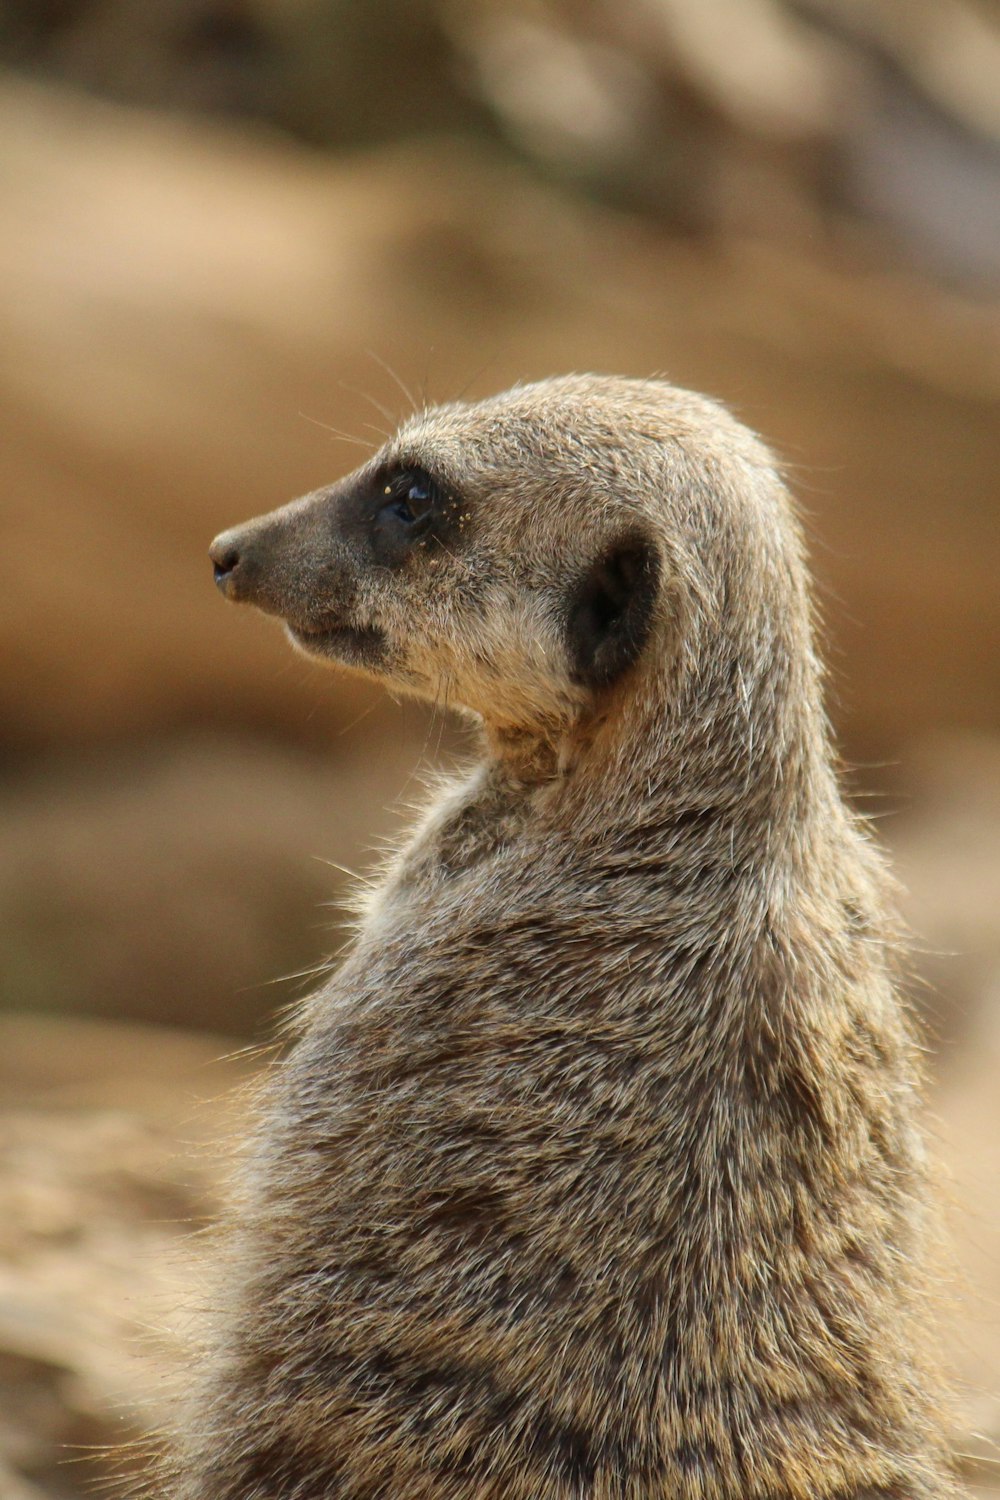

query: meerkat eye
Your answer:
[379,469,437,527]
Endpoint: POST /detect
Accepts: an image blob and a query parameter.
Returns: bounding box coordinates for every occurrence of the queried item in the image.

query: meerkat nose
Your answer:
[209,530,244,596]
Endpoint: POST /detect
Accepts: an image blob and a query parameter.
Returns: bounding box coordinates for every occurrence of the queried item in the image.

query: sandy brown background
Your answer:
[1,2,999,1494]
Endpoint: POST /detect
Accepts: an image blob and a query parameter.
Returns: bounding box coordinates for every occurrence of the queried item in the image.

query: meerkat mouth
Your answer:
[286,619,387,666]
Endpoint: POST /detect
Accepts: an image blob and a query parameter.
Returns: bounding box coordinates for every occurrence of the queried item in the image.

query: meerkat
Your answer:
[170,375,955,1499]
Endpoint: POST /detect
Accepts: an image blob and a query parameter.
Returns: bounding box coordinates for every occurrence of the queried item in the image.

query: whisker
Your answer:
[366,349,418,415]
[336,378,397,427]
[298,411,375,451]
[336,700,380,737]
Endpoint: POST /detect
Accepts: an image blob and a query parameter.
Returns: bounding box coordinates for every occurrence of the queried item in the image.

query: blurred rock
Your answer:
[3,0,999,285]
[890,734,1000,1047]
[0,1014,253,1499]
[0,0,482,145]
[933,985,1000,1492]
[0,729,440,1035]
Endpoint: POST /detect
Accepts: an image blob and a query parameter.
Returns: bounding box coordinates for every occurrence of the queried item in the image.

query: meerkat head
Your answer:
[210,375,791,747]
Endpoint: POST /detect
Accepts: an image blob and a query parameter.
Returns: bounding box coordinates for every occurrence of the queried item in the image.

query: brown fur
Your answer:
[167,376,956,1497]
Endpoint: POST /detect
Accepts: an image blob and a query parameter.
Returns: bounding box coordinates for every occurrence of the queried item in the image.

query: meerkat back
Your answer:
[163,375,957,1499]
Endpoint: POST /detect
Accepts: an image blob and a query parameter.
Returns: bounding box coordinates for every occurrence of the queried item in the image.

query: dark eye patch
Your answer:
[368,465,464,566]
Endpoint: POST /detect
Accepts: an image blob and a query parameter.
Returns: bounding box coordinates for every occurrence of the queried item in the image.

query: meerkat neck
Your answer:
[550,653,833,847]
[481,719,565,785]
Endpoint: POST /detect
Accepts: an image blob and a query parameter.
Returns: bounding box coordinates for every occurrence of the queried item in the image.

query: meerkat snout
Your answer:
[208,531,242,594]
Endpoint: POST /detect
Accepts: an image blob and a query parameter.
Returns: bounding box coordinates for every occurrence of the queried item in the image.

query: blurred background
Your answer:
[1,0,999,1494]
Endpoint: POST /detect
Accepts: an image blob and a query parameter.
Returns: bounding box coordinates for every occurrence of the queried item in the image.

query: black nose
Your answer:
[209,531,243,594]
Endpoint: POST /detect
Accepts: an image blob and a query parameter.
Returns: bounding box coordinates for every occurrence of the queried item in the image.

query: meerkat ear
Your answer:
[567,534,660,688]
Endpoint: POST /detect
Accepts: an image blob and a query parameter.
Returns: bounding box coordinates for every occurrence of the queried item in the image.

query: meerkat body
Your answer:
[173,377,955,1498]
